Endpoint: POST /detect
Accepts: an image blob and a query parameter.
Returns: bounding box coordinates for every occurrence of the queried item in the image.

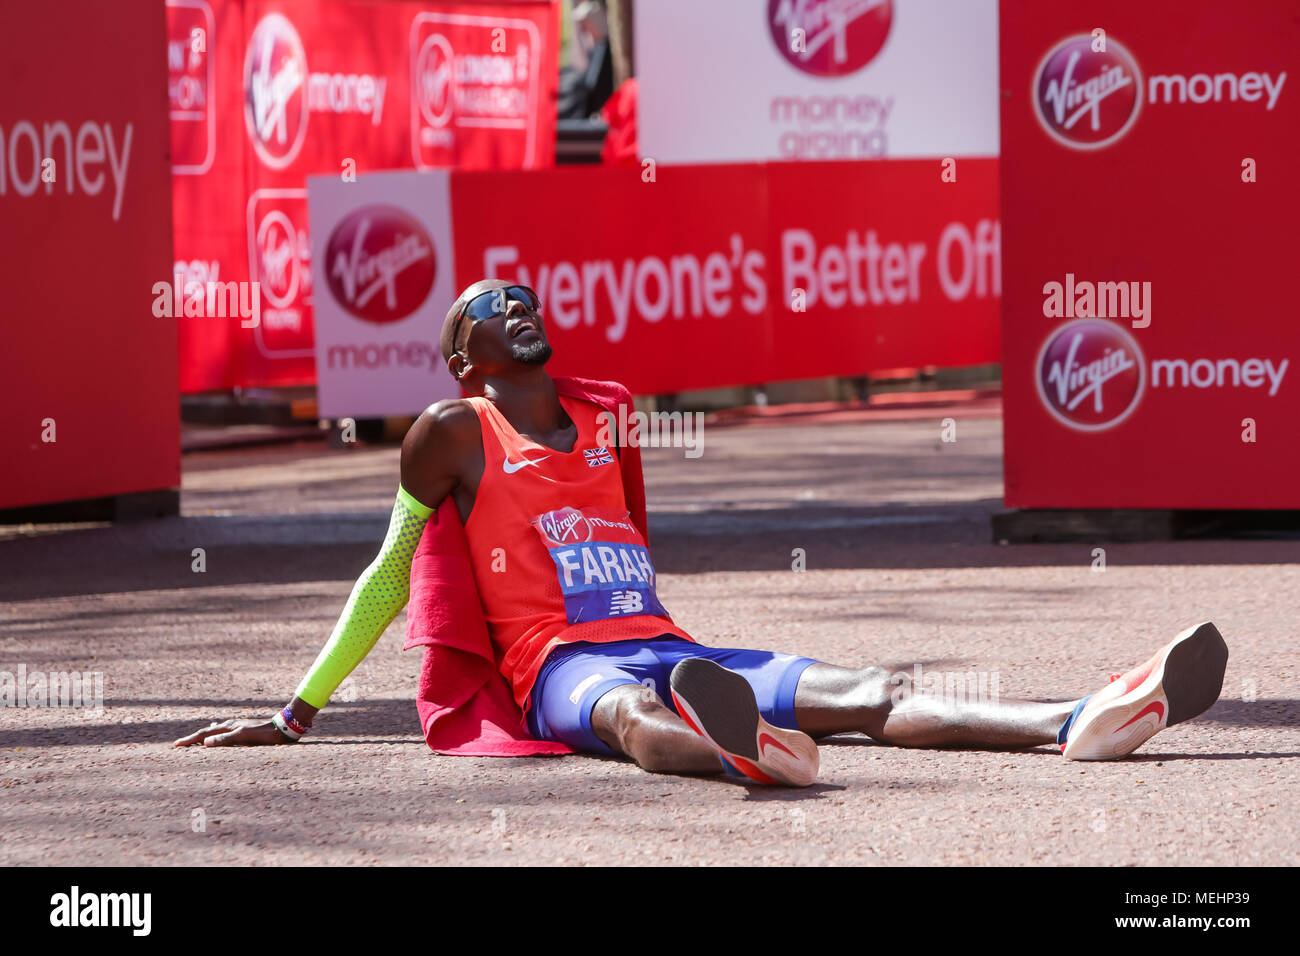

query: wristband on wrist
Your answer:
[272,707,307,741]
[270,716,297,742]
[282,705,310,734]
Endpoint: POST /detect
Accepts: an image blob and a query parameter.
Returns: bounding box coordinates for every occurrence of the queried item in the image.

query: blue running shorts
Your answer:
[524,634,820,756]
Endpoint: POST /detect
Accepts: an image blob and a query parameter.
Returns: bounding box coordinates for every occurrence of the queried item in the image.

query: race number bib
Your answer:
[531,506,670,625]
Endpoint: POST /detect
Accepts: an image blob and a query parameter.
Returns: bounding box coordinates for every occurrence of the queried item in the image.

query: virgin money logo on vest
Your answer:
[534,508,639,547]
[1034,35,1142,149]
[536,507,592,547]
[1036,320,1145,431]
[768,0,893,77]
[244,14,308,169]
[325,206,436,324]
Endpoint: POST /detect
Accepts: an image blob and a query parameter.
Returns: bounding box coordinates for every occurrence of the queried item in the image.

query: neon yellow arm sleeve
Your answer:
[294,485,434,709]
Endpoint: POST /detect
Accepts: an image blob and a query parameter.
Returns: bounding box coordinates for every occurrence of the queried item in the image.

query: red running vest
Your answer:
[463,392,692,711]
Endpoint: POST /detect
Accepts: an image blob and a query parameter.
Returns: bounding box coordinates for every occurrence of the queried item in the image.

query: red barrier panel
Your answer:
[999,0,1299,508]
[167,0,558,392]
[309,158,1000,410]
[1,0,179,509]
[452,163,774,393]
[169,0,249,392]
[765,160,1001,381]
[452,160,1000,395]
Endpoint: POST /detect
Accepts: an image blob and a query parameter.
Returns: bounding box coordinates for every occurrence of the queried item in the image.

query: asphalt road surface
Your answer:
[2,402,1296,865]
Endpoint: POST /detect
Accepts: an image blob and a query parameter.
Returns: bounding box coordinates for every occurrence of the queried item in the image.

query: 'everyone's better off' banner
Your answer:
[308,160,1000,418]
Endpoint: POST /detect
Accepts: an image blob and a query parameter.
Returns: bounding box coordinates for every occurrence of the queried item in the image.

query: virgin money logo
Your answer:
[414,33,455,128]
[536,507,592,547]
[244,13,308,169]
[256,210,303,309]
[325,206,436,325]
[1034,35,1142,149]
[768,0,893,78]
[1036,320,1146,431]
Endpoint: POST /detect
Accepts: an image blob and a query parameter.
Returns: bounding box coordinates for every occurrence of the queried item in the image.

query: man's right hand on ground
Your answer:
[172,719,289,747]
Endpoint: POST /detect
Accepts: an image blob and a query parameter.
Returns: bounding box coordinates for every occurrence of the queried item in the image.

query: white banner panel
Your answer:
[636,0,999,163]
[308,170,459,418]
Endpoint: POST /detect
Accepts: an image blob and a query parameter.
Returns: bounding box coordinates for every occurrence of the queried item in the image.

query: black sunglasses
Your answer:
[453,285,541,348]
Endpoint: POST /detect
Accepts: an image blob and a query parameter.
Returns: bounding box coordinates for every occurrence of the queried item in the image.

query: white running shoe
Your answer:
[1061,621,1228,761]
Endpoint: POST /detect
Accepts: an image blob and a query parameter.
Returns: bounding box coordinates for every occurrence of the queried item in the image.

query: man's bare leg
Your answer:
[792,662,1077,748]
[590,662,1080,776]
[590,684,727,775]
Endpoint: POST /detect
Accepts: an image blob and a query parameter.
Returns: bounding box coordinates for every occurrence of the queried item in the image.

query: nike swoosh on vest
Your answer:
[502,455,551,474]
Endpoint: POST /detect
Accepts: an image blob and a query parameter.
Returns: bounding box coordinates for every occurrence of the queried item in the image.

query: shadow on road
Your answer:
[4,502,1299,601]
[0,698,421,748]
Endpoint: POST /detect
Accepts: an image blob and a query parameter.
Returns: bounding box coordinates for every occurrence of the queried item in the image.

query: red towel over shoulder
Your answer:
[404,376,649,756]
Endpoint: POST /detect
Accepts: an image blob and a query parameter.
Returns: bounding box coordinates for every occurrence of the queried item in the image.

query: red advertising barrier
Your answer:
[999,0,1299,508]
[765,160,1001,382]
[0,0,179,509]
[169,0,249,392]
[167,0,558,392]
[308,157,1000,411]
[452,163,775,393]
[452,160,1000,394]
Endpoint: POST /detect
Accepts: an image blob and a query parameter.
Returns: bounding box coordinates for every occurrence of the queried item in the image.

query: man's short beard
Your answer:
[511,340,553,365]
